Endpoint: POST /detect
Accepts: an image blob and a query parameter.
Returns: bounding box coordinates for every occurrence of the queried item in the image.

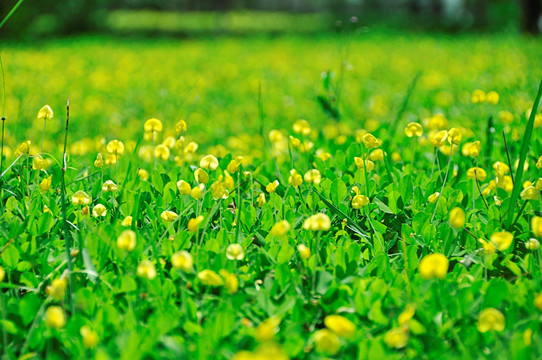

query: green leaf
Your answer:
[330,178,347,206]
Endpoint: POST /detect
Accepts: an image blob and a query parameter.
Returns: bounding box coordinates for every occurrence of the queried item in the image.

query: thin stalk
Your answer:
[431,148,453,222]
[502,131,515,185]
[60,100,75,314]
[40,120,46,154]
[0,0,24,29]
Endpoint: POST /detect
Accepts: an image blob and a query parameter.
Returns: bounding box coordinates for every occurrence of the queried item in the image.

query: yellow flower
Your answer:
[138,169,149,181]
[496,175,513,192]
[80,326,99,349]
[398,304,416,325]
[117,230,136,251]
[391,152,401,161]
[177,180,192,194]
[354,157,375,171]
[316,149,332,161]
[324,315,356,338]
[94,153,104,168]
[194,168,209,184]
[477,308,505,332]
[303,213,331,231]
[121,216,132,227]
[466,167,487,181]
[404,122,423,137]
[257,193,266,207]
[486,91,499,104]
[220,269,239,294]
[461,141,481,158]
[490,231,513,251]
[298,244,311,259]
[428,192,440,204]
[175,119,187,134]
[384,327,409,349]
[256,317,281,342]
[187,215,204,232]
[534,293,542,311]
[521,186,540,200]
[478,238,496,255]
[304,169,321,185]
[525,238,540,250]
[368,149,384,161]
[532,216,542,238]
[32,155,47,170]
[430,130,448,147]
[71,190,91,206]
[471,89,486,103]
[537,156,542,169]
[40,175,52,193]
[499,110,514,124]
[313,329,340,355]
[191,183,205,199]
[106,140,125,156]
[270,220,291,236]
[288,169,302,187]
[0,266,4,282]
[226,244,245,260]
[137,260,157,280]
[155,144,170,160]
[227,156,244,173]
[210,179,229,200]
[198,269,224,286]
[449,207,465,229]
[293,119,311,135]
[361,133,382,149]
[144,118,163,133]
[447,127,462,145]
[352,194,369,209]
[266,180,279,193]
[45,306,66,329]
[45,278,67,301]
[161,210,178,222]
[102,180,117,192]
[92,204,107,217]
[199,154,219,171]
[172,251,193,271]
[492,161,510,177]
[419,253,449,280]
[37,105,54,120]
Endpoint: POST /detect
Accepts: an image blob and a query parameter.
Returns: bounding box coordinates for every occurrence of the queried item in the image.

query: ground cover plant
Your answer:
[1,18,542,360]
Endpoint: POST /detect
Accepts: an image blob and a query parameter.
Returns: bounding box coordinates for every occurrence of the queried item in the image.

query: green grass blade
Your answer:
[0,0,24,30]
[505,80,542,227]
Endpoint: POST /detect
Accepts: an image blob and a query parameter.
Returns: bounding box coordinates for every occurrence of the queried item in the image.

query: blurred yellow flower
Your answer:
[461,141,481,157]
[486,91,499,104]
[256,317,280,342]
[121,216,132,227]
[478,238,496,255]
[71,190,91,206]
[45,306,66,329]
[449,207,465,229]
[266,180,279,193]
[177,179,192,194]
[324,315,356,338]
[428,192,440,204]
[102,180,117,192]
[419,253,448,280]
[94,153,104,168]
[297,244,311,259]
[313,329,340,355]
[80,326,99,349]
[293,119,311,135]
[37,105,54,120]
[521,186,540,200]
[161,210,178,222]
[0,266,4,282]
[175,119,187,134]
[288,169,302,187]
[404,122,423,137]
[227,156,244,173]
[191,183,205,199]
[361,133,382,149]
[430,130,448,147]
[187,215,204,232]
[92,204,107,217]
[270,220,290,236]
[40,175,52,193]
[466,167,487,181]
[384,327,409,349]
[447,127,462,145]
[32,155,47,170]
[144,118,163,133]
[477,308,505,332]
[490,231,513,251]
[471,89,486,103]
[303,213,331,231]
[398,304,416,325]
[45,278,67,301]
[525,238,540,250]
[137,260,157,280]
[352,194,369,209]
[226,243,245,260]
[172,251,193,272]
[117,230,136,251]
[200,155,219,170]
[304,169,321,185]
[198,269,224,286]
[194,168,209,184]
[106,140,125,156]
[532,216,542,238]
[534,293,542,311]
[257,193,266,207]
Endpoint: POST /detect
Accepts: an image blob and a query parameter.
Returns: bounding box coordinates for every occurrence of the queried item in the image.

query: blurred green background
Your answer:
[0,0,540,37]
